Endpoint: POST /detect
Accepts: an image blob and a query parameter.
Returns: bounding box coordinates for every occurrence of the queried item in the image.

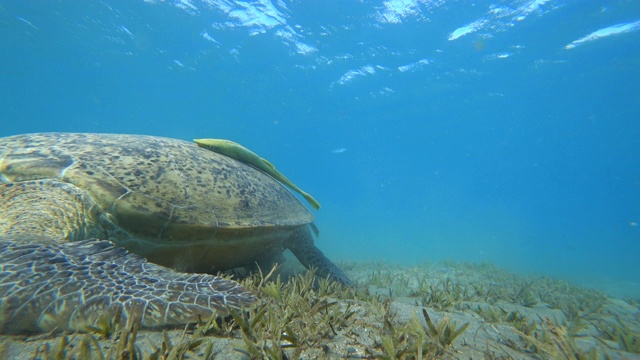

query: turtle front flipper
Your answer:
[0,237,257,334]
[284,227,351,286]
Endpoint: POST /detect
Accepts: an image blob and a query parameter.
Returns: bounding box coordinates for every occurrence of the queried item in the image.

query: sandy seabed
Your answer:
[1,260,639,359]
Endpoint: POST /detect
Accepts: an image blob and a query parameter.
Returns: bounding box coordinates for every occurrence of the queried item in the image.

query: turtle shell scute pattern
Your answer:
[0,133,313,242]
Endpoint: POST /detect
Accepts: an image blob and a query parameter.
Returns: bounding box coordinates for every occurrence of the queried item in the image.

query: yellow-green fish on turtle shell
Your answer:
[194,138,321,210]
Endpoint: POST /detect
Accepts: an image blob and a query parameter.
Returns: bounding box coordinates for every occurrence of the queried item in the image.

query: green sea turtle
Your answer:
[0,133,350,334]
[194,138,321,210]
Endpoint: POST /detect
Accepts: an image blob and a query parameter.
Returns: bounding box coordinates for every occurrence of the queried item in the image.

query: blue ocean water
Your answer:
[1,0,639,292]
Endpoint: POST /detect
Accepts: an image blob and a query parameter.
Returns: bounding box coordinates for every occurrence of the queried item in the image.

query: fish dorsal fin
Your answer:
[261,158,276,170]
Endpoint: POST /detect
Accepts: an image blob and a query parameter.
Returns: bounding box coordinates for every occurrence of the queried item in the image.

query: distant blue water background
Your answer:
[1,0,639,293]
